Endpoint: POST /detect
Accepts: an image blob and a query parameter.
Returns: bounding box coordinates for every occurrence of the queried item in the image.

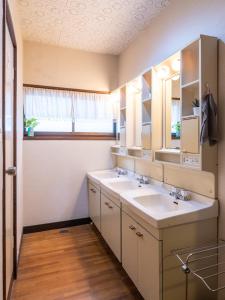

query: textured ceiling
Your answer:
[18,0,170,55]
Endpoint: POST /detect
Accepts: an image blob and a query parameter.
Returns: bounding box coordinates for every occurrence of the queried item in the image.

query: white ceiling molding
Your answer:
[18,0,170,55]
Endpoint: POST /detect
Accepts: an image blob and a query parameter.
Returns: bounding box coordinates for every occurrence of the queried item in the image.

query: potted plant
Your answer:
[192,99,200,116]
[24,117,39,137]
[173,121,181,138]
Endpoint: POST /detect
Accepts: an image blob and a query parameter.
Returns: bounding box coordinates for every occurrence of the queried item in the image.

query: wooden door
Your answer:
[0,2,3,300]
[3,4,17,298]
[88,183,100,231]
[101,194,121,261]
[137,225,161,300]
[122,211,138,285]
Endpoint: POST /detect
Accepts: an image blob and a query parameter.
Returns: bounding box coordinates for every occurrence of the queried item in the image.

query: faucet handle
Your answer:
[143,176,150,184]
[180,190,191,200]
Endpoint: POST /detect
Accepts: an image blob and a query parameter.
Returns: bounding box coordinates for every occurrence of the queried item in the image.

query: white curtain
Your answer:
[72,92,113,120]
[24,87,117,122]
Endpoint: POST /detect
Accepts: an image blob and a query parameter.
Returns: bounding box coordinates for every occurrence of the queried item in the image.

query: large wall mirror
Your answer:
[164,74,181,149]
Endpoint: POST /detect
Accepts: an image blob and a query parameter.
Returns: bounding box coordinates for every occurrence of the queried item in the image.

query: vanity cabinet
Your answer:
[88,181,101,231]
[101,193,121,261]
[122,211,161,300]
[181,116,199,154]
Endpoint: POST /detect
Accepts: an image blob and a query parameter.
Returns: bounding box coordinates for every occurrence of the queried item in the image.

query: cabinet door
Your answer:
[122,212,138,285]
[88,183,100,231]
[181,117,199,154]
[137,225,161,300]
[101,194,121,261]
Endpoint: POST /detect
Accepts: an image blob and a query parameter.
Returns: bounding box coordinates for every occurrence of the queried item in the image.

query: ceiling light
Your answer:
[157,66,170,79]
[172,58,180,72]
[172,74,180,81]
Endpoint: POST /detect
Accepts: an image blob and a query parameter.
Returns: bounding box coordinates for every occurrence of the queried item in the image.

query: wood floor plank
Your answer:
[11,224,143,300]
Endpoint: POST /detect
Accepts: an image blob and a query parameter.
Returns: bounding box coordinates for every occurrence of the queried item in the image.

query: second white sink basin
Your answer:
[106,179,142,191]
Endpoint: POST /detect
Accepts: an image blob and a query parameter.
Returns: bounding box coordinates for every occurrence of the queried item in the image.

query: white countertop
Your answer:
[87,169,218,229]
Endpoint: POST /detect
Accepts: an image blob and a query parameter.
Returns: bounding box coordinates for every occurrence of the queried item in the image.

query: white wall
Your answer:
[23,40,117,227]
[119,0,225,85]
[24,41,118,91]
[218,41,225,239]
[23,141,114,226]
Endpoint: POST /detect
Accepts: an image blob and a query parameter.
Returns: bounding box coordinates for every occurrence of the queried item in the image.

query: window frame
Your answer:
[23,84,116,140]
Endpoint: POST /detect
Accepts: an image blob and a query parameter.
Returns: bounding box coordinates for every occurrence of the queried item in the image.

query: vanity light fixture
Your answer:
[172,58,180,72]
[172,74,180,81]
[127,77,142,94]
[157,66,170,79]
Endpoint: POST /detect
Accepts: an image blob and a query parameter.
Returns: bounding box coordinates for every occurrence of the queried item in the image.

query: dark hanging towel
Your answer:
[200,92,218,145]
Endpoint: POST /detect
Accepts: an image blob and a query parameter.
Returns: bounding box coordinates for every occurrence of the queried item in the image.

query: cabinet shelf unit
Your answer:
[119,85,135,148]
[141,70,152,152]
[180,35,218,174]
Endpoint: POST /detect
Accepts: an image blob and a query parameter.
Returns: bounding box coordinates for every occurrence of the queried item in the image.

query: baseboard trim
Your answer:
[23,217,91,234]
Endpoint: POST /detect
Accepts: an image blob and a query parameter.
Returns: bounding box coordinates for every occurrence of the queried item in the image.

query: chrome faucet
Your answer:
[116,168,127,176]
[169,187,191,201]
[137,175,150,185]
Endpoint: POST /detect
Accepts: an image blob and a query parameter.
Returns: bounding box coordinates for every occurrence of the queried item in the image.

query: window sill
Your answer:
[23,132,116,141]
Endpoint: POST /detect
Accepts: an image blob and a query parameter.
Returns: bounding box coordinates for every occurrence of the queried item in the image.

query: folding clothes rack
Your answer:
[174,241,225,293]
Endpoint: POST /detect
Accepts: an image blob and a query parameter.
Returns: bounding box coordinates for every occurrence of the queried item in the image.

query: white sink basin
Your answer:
[87,169,120,184]
[100,177,156,200]
[121,190,218,228]
[134,194,193,213]
[106,179,142,191]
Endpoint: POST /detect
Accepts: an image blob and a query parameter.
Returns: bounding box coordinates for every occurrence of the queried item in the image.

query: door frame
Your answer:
[2,0,17,299]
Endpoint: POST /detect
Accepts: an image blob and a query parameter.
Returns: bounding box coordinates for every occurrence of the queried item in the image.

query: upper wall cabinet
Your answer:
[154,35,218,174]
[140,69,162,160]
[119,85,134,148]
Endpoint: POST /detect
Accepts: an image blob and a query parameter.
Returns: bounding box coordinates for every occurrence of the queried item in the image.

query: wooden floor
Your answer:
[11,224,143,300]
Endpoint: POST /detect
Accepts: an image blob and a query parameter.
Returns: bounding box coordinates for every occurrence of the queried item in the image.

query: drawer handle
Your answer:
[104,202,109,206]
[108,205,113,209]
[90,188,96,193]
[129,225,136,231]
[136,232,143,238]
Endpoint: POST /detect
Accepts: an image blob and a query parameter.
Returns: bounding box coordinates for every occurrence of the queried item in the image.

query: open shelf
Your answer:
[142,121,151,126]
[142,100,151,124]
[142,123,151,150]
[155,149,181,164]
[120,86,126,109]
[181,40,199,86]
[182,115,199,120]
[182,80,199,117]
[120,108,126,127]
[181,79,199,89]
[142,97,152,103]
[142,70,152,101]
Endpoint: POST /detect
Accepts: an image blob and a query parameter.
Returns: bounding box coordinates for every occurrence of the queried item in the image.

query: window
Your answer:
[23,86,119,139]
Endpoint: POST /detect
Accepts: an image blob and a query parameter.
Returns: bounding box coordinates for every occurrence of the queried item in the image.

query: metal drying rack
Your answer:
[174,240,225,293]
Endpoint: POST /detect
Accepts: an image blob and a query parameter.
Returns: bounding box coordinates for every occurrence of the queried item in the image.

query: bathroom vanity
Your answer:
[87,34,219,300]
[87,170,218,300]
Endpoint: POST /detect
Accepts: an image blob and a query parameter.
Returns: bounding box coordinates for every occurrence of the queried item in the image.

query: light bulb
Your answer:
[172,58,180,72]
[172,74,180,81]
[157,66,170,79]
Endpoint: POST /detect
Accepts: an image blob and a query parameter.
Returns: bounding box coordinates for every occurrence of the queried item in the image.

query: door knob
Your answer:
[5,166,16,176]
